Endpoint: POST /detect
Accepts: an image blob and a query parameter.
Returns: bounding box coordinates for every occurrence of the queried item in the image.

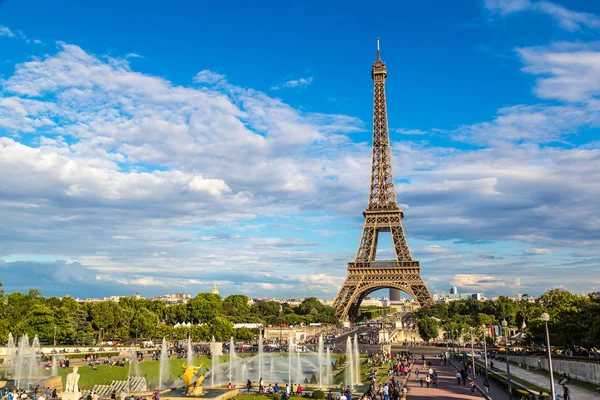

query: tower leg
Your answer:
[389,288,401,301]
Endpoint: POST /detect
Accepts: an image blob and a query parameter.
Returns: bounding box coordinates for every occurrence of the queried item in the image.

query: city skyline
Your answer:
[1,0,599,299]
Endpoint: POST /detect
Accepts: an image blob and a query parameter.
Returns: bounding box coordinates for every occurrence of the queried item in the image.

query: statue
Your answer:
[65,366,80,394]
[182,364,205,396]
[62,367,81,400]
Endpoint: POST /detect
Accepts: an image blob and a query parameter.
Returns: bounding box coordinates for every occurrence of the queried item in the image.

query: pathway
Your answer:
[402,357,486,400]
[490,359,596,400]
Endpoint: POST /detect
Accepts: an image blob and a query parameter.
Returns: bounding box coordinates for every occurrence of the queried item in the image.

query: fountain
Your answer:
[158,337,170,389]
[15,333,29,390]
[189,335,337,388]
[51,354,57,377]
[345,336,354,390]
[317,335,324,388]
[187,337,194,367]
[210,336,218,387]
[228,337,237,383]
[257,334,263,382]
[288,337,294,384]
[7,333,15,365]
[326,347,332,385]
[353,334,361,385]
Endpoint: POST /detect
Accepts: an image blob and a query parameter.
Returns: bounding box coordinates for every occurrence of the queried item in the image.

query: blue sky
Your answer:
[0,0,599,300]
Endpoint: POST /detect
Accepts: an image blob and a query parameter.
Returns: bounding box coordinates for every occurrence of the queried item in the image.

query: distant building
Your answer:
[433,288,486,303]
[212,283,220,296]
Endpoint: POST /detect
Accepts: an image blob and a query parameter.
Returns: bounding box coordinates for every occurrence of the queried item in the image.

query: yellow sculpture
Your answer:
[182,364,205,396]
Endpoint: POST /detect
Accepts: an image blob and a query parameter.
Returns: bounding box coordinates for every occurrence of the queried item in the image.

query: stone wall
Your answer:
[507,354,600,384]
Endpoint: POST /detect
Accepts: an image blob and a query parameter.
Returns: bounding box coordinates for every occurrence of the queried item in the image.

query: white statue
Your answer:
[65,366,80,394]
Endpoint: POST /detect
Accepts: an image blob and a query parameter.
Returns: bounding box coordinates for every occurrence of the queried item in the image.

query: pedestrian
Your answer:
[415,370,419,381]
[470,381,475,394]
[425,375,430,388]
[483,380,489,394]
[383,383,389,400]
[419,378,423,387]
[537,392,545,400]
[455,371,461,385]
[563,385,570,400]
[247,380,252,394]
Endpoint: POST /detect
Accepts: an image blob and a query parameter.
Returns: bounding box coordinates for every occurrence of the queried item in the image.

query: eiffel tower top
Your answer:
[367,38,398,212]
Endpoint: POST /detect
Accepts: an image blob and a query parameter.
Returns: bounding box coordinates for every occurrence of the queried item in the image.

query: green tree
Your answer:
[187,293,222,323]
[131,307,159,339]
[417,316,439,342]
[223,295,251,319]
[200,317,233,341]
[234,327,255,342]
[258,301,281,317]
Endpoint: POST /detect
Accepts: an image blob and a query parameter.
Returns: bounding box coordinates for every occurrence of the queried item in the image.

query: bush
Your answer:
[312,390,325,399]
[310,374,317,384]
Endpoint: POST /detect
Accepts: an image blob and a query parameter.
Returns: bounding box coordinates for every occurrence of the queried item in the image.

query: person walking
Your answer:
[425,375,430,388]
[247,380,252,393]
[483,380,490,394]
[455,371,461,385]
[563,385,570,400]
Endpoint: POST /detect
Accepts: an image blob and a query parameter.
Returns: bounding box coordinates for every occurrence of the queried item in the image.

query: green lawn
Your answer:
[47,355,213,389]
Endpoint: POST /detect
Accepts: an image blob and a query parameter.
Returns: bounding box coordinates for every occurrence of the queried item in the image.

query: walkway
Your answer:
[490,359,597,400]
[403,357,485,400]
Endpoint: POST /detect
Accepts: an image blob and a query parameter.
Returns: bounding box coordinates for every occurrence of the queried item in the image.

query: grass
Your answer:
[45,355,213,389]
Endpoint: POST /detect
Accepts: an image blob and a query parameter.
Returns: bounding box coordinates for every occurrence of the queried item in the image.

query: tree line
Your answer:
[0,283,338,345]
[415,289,600,350]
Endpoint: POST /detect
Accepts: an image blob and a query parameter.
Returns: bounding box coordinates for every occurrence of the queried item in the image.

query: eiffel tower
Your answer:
[333,39,434,322]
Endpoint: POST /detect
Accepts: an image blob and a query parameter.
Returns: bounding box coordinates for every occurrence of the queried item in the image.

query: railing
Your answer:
[348,261,420,269]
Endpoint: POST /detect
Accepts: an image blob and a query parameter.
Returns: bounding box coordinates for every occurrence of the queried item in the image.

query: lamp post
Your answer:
[502,319,512,398]
[541,313,556,400]
[470,327,475,378]
[481,324,489,382]
[53,325,57,350]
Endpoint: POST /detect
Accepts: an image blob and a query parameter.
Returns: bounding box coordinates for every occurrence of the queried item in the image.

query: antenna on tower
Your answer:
[376,37,381,61]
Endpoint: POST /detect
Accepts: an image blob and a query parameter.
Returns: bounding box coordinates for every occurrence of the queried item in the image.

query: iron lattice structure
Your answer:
[333,39,434,322]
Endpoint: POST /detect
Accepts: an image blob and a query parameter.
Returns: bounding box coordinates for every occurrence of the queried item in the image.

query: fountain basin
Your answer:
[160,388,238,400]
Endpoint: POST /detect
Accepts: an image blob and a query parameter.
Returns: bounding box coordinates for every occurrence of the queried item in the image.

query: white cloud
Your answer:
[193,70,226,84]
[485,0,600,31]
[485,0,533,15]
[523,248,553,255]
[0,37,599,300]
[451,274,507,291]
[271,77,313,90]
[0,26,15,37]
[395,128,429,135]
[519,42,600,102]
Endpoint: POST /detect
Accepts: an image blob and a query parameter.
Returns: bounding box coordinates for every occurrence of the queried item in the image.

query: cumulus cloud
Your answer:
[193,70,226,84]
[485,0,600,31]
[271,77,313,90]
[0,26,15,37]
[523,248,553,255]
[0,34,599,299]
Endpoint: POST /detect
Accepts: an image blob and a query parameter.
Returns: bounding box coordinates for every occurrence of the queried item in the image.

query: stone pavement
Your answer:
[403,357,485,400]
[491,359,596,400]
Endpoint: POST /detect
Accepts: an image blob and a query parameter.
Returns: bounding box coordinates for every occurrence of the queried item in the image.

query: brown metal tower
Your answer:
[332,39,434,322]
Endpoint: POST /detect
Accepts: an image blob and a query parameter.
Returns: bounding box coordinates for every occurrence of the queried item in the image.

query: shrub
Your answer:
[312,390,325,399]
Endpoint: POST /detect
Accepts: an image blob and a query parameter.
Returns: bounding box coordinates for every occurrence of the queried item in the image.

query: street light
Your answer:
[541,312,556,400]
[481,324,489,382]
[502,319,512,399]
[470,327,475,378]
